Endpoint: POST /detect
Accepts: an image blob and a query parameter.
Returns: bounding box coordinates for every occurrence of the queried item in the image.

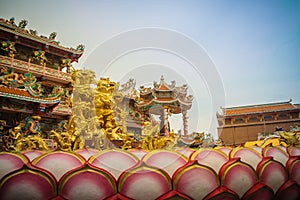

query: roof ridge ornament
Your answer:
[18,19,28,29]
[76,44,85,51]
[49,32,57,40]
[170,80,176,88]
[160,75,164,82]
[0,17,84,55]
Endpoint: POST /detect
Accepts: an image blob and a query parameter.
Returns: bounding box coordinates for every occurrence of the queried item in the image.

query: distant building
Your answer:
[217,100,300,145]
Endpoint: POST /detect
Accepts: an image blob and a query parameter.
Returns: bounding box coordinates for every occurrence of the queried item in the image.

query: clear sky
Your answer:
[1,0,300,137]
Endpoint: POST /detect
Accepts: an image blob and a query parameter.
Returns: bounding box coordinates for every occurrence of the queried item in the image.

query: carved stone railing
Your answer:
[0,55,72,84]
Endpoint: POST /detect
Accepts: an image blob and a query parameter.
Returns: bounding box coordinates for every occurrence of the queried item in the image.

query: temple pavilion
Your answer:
[136,75,193,135]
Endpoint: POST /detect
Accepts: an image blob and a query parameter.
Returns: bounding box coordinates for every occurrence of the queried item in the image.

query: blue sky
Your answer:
[1,0,300,136]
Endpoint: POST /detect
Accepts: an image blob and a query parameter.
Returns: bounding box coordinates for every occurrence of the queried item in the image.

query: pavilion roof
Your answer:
[137,76,193,112]
[157,83,171,91]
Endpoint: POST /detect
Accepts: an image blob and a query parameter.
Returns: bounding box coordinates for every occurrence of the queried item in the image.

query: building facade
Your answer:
[217,101,300,145]
[0,18,83,144]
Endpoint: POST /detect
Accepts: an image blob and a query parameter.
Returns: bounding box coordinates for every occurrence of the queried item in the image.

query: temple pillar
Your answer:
[141,111,145,130]
[244,115,249,123]
[258,115,263,122]
[164,108,169,136]
[230,117,234,125]
[182,110,188,135]
[159,109,165,135]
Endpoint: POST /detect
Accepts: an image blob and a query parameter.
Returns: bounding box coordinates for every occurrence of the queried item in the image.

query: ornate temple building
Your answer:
[0,18,84,145]
[136,75,193,135]
[0,17,196,152]
[217,100,300,145]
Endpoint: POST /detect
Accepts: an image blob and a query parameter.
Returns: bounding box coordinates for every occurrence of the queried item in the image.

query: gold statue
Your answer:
[280,131,300,146]
[94,77,127,143]
[67,71,180,150]
[8,126,23,151]
[141,122,160,137]
[23,115,42,136]
[121,133,134,150]
[50,115,84,151]
[4,116,49,151]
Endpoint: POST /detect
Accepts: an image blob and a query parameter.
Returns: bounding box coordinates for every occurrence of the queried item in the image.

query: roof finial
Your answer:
[160,75,164,81]
[18,19,28,29]
[49,32,57,40]
[289,98,292,103]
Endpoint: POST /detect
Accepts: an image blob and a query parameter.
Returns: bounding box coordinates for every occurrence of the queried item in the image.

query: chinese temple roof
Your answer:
[0,86,60,104]
[0,18,83,60]
[154,75,174,91]
[157,83,170,91]
[220,100,299,116]
[137,76,193,114]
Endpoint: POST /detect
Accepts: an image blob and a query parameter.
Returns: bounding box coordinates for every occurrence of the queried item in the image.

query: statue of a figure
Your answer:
[22,115,42,136]
[49,32,57,40]
[76,44,85,51]
[8,17,15,25]
[18,19,28,28]
[8,126,23,151]
[29,29,38,35]
[280,131,300,146]
[3,116,48,151]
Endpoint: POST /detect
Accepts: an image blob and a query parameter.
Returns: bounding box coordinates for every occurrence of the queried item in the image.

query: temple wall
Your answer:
[219,119,300,145]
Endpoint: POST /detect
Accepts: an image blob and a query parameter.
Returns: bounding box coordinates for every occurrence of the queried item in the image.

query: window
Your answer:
[291,112,299,119]
[249,116,257,122]
[278,113,288,120]
[235,118,244,123]
[263,115,273,121]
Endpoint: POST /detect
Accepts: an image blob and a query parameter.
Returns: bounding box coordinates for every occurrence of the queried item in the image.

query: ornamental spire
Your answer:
[160,75,164,82]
